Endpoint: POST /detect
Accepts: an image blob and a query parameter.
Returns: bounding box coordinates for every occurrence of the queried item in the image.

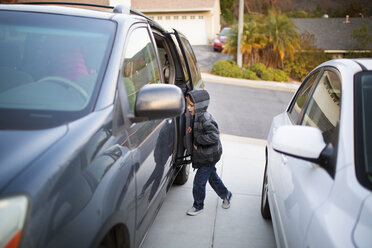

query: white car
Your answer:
[261,59,372,248]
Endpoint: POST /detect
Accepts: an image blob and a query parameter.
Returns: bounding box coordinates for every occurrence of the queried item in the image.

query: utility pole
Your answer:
[237,0,243,67]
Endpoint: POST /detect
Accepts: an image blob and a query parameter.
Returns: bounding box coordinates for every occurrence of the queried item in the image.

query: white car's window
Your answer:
[301,70,341,145]
[122,27,160,114]
[288,71,320,124]
[354,71,372,190]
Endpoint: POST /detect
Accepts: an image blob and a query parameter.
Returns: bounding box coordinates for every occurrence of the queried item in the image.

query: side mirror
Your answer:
[272,125,335,177]
[133,84,185,122]
[272,125,326,160]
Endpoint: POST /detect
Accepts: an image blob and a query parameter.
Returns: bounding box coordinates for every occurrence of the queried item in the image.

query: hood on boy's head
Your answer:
[187,89,210,114]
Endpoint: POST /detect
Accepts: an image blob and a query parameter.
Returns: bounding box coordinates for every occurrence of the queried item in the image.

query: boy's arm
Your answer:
[196,120,219,145]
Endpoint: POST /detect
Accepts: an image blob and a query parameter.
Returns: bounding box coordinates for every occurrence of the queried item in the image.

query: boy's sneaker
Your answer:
[222,191,232,209]
[186,207,203,216]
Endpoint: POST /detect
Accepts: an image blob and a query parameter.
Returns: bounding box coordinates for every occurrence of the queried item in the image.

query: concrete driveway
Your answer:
[141,135,276,248]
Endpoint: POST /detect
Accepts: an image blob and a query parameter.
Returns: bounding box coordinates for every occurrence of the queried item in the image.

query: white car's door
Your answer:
[270,68,341,247]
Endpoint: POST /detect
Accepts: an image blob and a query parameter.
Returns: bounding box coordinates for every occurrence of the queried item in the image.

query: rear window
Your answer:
[354,71,372,191]
[0,10,116,129]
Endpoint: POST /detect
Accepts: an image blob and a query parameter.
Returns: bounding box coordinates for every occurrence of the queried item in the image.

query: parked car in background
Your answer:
[261,59,372,248]
[0,2,203,248]
[213,27,232,52]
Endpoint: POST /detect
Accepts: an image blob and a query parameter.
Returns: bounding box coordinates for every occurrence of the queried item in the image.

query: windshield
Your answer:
[220,28,232,36]
[0,10,115,129]
[354,71,372,191]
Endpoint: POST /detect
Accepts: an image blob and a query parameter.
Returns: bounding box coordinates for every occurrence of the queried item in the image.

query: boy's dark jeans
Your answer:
[193,165,228,210]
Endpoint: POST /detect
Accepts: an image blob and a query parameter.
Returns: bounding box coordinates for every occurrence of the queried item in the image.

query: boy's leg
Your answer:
[193,166,214,210]
[208,166,229,199]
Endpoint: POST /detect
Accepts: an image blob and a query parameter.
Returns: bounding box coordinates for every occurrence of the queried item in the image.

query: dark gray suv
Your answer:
[0,3,203,248]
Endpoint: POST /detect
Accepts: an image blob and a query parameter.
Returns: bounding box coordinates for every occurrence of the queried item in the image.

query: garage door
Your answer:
[151,14,207,45]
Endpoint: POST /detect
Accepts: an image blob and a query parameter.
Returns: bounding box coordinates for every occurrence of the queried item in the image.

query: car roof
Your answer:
[318,58,372,72]
[0,3,166,33]
[0,3,118,19]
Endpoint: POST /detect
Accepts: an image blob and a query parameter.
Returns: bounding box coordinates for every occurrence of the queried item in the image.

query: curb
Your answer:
[201,72,300,92]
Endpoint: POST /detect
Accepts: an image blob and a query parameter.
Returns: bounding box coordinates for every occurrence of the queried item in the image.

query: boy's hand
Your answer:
[193,144,197,150]
[186,127,192,134]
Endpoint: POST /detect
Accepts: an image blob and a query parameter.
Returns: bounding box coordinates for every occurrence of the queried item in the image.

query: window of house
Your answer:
[157,16,162,20]
[182,16,187,20]
[174,16,179,20]
[166,16,170,20]
[199,16,204,19]
[190,16,195,20]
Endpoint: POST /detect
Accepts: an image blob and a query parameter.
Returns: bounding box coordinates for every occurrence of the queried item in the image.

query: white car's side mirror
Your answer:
[272,125,336,177]
[272,125,326,160]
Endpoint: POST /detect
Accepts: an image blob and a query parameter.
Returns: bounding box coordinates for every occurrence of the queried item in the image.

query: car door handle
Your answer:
[281,154,288,165]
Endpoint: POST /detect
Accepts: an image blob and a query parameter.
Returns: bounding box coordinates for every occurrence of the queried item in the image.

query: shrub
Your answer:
[211,60,243,78]
[273,69,289,82]
[242,69,259,80]
[250,63,267,77]
[284,51,331,81]
[261,68,275,81]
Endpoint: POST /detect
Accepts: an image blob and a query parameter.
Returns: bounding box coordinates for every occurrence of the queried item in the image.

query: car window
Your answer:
[170,34,189,83]
[122,27,161,114]
[288,70,320,124]
[354,71,372,190]
[180,36,201,87]
[0,10,115,129]
[301,70,341,146]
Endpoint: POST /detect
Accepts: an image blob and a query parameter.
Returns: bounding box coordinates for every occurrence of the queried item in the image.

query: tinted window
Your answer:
[301,70,341,146]
[288,71,319,124]
[122,28,160,114]
[0,11,115,129]
[180,37,201,86]
[354,71,372,190]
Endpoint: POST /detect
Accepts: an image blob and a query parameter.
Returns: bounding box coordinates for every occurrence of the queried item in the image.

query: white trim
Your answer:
[324,49,372,53]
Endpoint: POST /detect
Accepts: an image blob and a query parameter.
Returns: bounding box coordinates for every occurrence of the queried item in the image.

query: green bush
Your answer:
[242,69,259,80]
[211,60,243,78]
[284,52,330,81]
[261,68,275,81]
[212,60,288,82]
[273,69,289,82]
[250,63,267,77]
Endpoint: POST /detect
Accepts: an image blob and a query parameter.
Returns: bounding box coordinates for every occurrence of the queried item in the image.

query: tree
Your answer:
[223,10,300,68]
[352,23,372,49]
[261,10,300,68]
[220,0,235,24]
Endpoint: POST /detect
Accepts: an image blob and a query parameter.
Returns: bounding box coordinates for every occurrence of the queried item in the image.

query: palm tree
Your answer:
[240,19,267,65]
[262,9,300,68]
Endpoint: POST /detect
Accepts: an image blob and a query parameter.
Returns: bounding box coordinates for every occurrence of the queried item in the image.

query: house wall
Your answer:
[145,11,212,45]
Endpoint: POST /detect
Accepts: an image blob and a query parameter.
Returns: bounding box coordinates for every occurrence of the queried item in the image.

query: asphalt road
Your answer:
[192,45,233,72]
[205,81,294,139]
[192,45,295,139]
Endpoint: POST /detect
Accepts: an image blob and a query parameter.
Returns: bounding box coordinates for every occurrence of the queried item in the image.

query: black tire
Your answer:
[261,148,271,219]
[174,163,190,185]
[99,226,129,248]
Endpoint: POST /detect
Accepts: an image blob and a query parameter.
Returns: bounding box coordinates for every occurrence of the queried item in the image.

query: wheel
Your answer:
[174,163,190,185]
[37,76,88,101]
[261,147,271,219]
[99,225,129,248]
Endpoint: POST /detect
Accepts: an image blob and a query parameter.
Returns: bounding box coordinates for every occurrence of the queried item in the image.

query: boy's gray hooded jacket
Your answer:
[186,90,222,168]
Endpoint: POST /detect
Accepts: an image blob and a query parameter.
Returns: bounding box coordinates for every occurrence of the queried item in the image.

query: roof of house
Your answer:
[131,0,216,12]
[294,18,372,51]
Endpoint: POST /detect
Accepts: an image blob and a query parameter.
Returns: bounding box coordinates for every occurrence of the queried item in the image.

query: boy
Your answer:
[185,89,232,216]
